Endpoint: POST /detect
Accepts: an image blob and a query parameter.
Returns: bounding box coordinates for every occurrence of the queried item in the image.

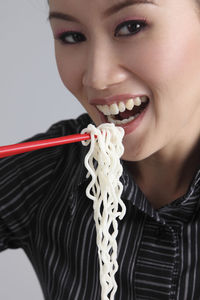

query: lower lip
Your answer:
[99,103,149,135]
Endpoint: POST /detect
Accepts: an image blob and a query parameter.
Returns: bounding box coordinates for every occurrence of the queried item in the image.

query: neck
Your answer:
[125,132,200,209]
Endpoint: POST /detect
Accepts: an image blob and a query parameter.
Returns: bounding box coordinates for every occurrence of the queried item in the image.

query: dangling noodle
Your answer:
[81,123,126,300]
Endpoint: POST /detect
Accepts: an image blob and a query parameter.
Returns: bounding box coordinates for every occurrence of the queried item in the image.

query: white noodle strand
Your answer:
[81,123,126,300]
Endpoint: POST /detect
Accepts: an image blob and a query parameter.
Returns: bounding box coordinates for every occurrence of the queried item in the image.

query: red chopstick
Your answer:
[0,133,91,158]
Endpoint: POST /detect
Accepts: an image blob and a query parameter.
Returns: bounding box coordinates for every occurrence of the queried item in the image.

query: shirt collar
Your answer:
[120,161,164,224]
[78,149,200,225]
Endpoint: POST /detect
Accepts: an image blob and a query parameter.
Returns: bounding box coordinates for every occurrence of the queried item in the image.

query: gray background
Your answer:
[0,1,84,299]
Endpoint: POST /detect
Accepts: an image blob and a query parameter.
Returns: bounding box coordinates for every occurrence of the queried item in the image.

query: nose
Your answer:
[82,44,127,90]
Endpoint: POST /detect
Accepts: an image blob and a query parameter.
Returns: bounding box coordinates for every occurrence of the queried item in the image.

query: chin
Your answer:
[122,154,144,162]
[122,144,153,162]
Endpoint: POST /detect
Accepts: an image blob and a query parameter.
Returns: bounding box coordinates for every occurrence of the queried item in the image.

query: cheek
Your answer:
[137,34,200,91]
[55,47,84,97]
[124,43,185,87]
[55,47,100,121]
[121,22,200,92]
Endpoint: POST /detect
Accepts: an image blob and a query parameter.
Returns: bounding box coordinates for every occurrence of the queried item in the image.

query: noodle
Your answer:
[81,123,126,300]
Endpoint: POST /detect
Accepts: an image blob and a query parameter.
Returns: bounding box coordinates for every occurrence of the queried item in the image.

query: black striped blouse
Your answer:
[1,113,200,300]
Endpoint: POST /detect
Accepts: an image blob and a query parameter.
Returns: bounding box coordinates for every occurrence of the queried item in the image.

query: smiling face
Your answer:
[49,0,200,161]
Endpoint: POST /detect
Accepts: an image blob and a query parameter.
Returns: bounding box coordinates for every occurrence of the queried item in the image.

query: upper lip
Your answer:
[90,94,148,105]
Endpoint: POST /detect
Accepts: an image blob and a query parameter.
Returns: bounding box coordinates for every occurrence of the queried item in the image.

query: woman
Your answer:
[1,0,200,299]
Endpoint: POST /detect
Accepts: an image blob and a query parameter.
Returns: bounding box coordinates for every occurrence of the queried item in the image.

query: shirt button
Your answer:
[69,192,74,201]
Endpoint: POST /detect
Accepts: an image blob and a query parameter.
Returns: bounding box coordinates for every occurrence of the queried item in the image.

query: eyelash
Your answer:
[55,20,147,45]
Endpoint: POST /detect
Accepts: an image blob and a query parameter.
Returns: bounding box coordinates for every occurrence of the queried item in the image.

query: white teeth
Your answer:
[125,98,134,110]
[141,96,148,103]
[110,103,119,115]
[118,101,126,112]
[103,105,110,115]
[134,97,142,106]
[97,104,110,115]
[96,96,148,116]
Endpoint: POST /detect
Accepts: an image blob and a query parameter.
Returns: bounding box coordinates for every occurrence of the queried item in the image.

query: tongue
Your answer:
[118,106,142,120]
[118,110,133,120]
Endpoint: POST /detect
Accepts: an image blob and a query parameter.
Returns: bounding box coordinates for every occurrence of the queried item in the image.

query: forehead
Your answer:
[48,0,158,21]
[49,0,154,10]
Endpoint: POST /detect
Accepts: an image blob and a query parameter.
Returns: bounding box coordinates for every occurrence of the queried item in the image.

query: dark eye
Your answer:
[114,20,147,37]
[56,31,86,45]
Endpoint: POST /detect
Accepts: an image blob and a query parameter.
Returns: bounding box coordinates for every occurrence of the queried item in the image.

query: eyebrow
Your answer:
[48,0,156,22]
[104,0,156,17]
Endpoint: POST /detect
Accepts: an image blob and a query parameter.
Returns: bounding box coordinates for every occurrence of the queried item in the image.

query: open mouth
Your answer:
[96,96,149,125]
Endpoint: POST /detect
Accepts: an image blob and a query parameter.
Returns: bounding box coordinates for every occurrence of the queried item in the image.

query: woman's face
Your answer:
[49,0,200,161]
